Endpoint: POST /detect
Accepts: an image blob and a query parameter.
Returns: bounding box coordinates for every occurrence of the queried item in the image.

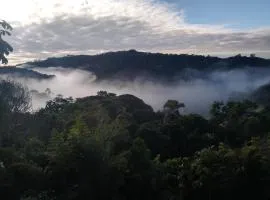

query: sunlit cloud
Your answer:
[0,0,269,65]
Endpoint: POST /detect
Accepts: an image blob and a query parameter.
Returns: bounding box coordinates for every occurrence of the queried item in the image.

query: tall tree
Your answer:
[0,20,13,64]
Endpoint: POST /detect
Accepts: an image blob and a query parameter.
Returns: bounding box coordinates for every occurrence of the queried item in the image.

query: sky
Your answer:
[167,0,270,29]
[1,0,270,65]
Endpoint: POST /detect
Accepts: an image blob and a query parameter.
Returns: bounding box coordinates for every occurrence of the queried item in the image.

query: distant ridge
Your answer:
[0,67,54,79]
[22,50,270,82]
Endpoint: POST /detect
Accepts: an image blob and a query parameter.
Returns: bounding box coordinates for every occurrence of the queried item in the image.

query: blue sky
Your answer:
[166,0,270,29]
[1,0,270,64]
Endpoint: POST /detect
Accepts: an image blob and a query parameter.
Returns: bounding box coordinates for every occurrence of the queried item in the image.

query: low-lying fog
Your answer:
[2,66,270,115]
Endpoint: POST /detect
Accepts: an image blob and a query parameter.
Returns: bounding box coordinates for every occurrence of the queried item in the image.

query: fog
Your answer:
[2,66,270,115]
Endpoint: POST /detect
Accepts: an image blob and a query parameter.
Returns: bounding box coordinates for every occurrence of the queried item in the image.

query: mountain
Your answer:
[31,92,156,141]
[24,50,270,82]
[0,66,54,79]
[251,83,270,106]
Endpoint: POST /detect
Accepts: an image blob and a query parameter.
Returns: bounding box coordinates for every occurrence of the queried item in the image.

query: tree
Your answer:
[164,100,185,112]
[97,91,116,97]
[0,20,13,64]
[0,80,31,113]
[0,80,32,147]
[210,100,261,146]
[235,54,242,57]
[163,100,185,123]
[117,138,157,200]
[24,138,48,169]
[44,95,73,113]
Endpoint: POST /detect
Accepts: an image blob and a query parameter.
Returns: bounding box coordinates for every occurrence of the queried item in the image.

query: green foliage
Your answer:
[97,90,116,97]
[68,117,91,138]
[1,88,270,199]
[24,138,47,168]
[0,80,32,147]
[0,20,13,64]
[163,100,185,123]
[164,100,185,111]
[0,80,31,113]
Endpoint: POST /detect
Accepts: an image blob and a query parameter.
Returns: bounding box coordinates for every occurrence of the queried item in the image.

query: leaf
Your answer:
[0,20,13,31]
[1,56,8,64]
[5,31,11,36]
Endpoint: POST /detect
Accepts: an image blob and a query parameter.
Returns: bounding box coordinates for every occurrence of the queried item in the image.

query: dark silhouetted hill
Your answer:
[24,50,270,82]
[251,83,270,106]
[0,67,54,79]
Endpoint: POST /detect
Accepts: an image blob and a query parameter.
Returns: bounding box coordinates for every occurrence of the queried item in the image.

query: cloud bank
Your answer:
[2,67,270,116]
[0,0,269,65]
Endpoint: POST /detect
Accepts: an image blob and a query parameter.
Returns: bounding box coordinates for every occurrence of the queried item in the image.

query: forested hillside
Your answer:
[25,50,270,82]
[0,67,54,79]
[2,80,270,200]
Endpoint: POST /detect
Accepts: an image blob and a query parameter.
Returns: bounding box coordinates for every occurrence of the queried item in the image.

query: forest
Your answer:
[1,79,270,200]
[25,50,270,83]
[1,18,270,200]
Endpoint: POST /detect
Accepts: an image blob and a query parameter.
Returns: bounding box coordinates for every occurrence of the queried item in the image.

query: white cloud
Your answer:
[4,66,270,115]
[0,0,269,65]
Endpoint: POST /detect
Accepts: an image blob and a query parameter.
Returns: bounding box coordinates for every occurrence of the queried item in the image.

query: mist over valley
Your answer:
[1,1,270,199]
[2,51,270,115]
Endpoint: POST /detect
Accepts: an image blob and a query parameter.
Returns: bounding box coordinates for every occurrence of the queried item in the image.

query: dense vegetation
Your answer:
[1,80,270,200]
[25,50,270,82]
[0,20,13,64]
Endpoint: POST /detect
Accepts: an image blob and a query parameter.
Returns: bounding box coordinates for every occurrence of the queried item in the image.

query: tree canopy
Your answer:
[0,20,13,64]
[0,82,269,199]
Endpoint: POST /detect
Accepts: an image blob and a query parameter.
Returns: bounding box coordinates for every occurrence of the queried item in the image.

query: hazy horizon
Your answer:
[2,49,269,67]
[1,0,270,114]
[0,65,268,116]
